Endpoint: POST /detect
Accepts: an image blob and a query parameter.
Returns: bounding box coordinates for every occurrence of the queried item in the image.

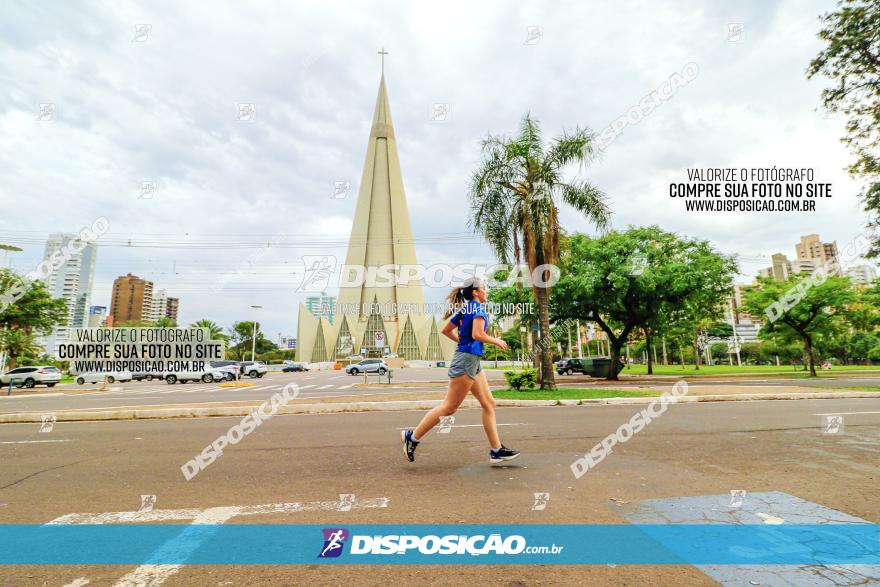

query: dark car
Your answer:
[282,362,309,372]
[131,371,164,381]
[556,358,586,375]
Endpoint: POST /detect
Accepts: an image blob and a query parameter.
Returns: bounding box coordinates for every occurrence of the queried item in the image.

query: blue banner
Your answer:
[0,524,876,565]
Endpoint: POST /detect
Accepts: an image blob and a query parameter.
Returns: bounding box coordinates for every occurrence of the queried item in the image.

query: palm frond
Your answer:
[555,181,612,232]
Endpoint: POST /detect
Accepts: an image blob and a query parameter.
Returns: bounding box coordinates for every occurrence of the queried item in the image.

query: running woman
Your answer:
[401,277,520,464]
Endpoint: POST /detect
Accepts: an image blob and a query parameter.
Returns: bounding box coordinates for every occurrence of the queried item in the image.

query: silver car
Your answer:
[0,366,62,388]
[74,371,133,385]
[164,368,228,384]
[345,358,389,375]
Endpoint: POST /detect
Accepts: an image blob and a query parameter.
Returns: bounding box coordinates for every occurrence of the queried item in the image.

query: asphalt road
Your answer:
[0,397,877,586]
[2,369,878,415]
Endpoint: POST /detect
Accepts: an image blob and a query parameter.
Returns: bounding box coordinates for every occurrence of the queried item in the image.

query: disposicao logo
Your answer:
[319,528,349,558]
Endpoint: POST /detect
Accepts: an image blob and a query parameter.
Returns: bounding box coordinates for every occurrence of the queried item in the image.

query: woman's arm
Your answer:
[441,319,459,343]
[472,318,508,350]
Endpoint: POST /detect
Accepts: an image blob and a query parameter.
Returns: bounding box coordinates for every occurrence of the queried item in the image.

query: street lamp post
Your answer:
[250,305,262,361]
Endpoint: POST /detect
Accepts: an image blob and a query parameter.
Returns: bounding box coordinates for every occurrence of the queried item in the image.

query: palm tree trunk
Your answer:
[537,286,555,389]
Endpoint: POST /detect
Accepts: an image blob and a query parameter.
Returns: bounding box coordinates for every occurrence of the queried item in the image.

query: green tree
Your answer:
[0,328,44,368]
[469,114,612,389]
[807,0,880,256]
[553,228,737,380]
[155,316,177,328]
[0,269,68,334]
[191,319,227,340]
[228,321,275,360]
[743,276,855,376]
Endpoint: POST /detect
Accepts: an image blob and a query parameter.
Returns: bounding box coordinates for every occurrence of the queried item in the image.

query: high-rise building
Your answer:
[758,253,791,281]
[110,274,154,323]
[87,305,108,327]
[40,233,98,355]
[795,234,841,274]
[305,293,336,324]
[149,288,168,322]
[165,297,179,323]
[728,284,761,343]
[791,258,821,276]
[845,264,877,285]
[146,288,179,323]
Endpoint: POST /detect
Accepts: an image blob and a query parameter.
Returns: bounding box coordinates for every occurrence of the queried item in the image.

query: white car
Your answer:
[74,371,133,385]
[164,368,228,384]
[0,366,62,388]
[239,361,268,378]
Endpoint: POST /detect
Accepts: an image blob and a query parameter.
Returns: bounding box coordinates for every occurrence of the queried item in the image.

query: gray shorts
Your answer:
[448,351,482,379]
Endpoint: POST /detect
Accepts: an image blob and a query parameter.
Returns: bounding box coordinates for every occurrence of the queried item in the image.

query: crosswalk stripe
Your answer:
[339,384,354,389]
[316,384,334,390]
[299,385,316,390]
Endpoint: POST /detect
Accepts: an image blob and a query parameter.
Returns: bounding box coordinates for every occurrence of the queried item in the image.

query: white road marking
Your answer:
[50,496,389,586]
[112,506,238,587]
[339,384,354,390]
[299,385,316,390]
[46,496,390,525]
[316,384,334,390]
[62,579,90,587]
[395,423,526,430]
[813,411,880,416]
[0,439,71,444]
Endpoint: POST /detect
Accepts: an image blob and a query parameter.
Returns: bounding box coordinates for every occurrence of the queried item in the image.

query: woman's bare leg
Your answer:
[413,375,471,440]
[469,370,501,448]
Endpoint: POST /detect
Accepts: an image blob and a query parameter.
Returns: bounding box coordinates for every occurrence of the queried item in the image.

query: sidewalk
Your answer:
[0,386,876,424]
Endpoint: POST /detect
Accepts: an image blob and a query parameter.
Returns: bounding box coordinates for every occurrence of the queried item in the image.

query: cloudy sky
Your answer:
[0,0,871,340]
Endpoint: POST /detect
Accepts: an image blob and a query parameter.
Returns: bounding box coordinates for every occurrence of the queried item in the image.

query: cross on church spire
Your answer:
[378,47,388,75]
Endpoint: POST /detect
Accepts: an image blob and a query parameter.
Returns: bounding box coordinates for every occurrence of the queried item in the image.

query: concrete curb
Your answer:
[0,391,875,424]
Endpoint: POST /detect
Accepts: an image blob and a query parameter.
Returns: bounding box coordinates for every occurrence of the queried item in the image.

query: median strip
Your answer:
[0,390,877,423]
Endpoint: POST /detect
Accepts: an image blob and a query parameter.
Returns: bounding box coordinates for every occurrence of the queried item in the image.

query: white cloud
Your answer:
[0,0,870,338]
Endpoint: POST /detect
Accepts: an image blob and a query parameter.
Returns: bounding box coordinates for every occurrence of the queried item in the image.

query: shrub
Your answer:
[504,368,537,390]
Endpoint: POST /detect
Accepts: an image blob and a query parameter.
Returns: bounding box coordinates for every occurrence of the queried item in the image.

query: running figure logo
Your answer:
[299,255,336,292]
[319,528,349,558]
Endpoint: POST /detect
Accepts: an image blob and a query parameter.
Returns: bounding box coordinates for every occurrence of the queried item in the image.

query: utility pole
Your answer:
[576,319,584,358]
[250,305,262,361]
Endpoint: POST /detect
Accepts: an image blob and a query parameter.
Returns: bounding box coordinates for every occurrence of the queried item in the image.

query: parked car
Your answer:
[556,358,586,375]
[210,360,243,381]
[240,361,268,378]
[131,371,164,381]
[0,366,62,388]
[345,358,388,375]
[282,362,309,372]
[74,371,133,385]
[164,367,228,384]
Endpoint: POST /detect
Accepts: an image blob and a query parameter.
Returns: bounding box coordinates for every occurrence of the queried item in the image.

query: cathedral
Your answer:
[296,74,456,363]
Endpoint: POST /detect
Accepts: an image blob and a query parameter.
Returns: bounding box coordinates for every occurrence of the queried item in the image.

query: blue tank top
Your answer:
[450,300,490,356]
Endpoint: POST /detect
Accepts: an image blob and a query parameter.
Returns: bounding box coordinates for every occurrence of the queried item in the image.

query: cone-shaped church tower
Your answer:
[297,74,453,363]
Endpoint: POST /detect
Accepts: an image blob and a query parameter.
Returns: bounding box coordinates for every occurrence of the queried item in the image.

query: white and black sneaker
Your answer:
[401,429,418,462]
[489,445,520,464]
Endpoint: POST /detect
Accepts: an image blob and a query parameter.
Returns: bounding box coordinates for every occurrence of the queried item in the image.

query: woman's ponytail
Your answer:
[443,276,485,319]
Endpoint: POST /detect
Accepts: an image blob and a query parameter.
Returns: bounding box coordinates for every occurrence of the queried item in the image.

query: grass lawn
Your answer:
[813,386,880,392]
[493,388,657,400]
[491,364,879,379]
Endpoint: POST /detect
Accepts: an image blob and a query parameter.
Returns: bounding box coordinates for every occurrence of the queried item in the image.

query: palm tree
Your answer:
[155,316,177,328]
[191,319,226,340]
[0,328,44,369]
[469,114,611,389]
